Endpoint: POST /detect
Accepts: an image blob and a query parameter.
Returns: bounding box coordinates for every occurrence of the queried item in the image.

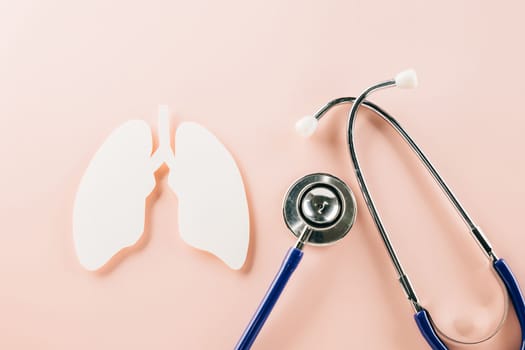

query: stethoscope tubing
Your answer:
[414,258,525,350]
[235,247,303,350]
[331,95,525,349]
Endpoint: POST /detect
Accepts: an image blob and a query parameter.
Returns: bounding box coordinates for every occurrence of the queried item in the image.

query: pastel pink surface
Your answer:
[1,1,524,349]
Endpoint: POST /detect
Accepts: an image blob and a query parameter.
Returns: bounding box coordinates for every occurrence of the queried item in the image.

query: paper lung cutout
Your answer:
[169,123,249,270]
[73,121,156,271]
[73,107,249,271]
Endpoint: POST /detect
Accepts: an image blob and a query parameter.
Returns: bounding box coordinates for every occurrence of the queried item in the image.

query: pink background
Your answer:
[1,0,525,349]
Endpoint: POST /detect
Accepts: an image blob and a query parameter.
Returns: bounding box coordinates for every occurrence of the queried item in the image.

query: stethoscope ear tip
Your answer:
[295,115,318,137]
[395,69,418,89]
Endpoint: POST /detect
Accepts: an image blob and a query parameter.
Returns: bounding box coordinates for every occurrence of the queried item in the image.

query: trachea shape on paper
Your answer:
[73,106,250,271]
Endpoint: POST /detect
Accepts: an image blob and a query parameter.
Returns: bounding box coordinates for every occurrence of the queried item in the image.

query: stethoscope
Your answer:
[235,173,357,349]
[295,69,525,349]
[235,70,525,350]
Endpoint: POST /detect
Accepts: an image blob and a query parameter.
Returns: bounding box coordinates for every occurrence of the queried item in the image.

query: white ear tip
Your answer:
[295,116,318,137]
[395,69,418,89]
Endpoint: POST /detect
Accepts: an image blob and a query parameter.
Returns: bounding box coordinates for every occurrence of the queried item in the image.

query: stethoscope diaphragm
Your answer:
[283,173,356,246]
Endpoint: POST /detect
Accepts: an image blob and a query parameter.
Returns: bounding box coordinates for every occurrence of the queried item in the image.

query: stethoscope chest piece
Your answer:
[283,173,357,245]
[236,172,357,350]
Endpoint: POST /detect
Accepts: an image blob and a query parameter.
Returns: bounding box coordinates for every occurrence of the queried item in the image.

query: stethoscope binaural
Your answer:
[235,173,357,350]
[295,69,525,349]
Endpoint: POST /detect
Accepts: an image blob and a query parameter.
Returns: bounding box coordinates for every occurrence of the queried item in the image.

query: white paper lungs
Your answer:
[169,123,249,270]
[73,107,249,271]
[73,121,156,271]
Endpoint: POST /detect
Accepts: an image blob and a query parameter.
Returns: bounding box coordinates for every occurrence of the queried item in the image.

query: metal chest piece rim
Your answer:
[283,173,357,246]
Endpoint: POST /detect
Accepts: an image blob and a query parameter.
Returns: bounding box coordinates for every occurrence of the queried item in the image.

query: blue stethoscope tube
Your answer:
[235,247,303,350]
[306,71,525,349]
[415,259,525,349]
